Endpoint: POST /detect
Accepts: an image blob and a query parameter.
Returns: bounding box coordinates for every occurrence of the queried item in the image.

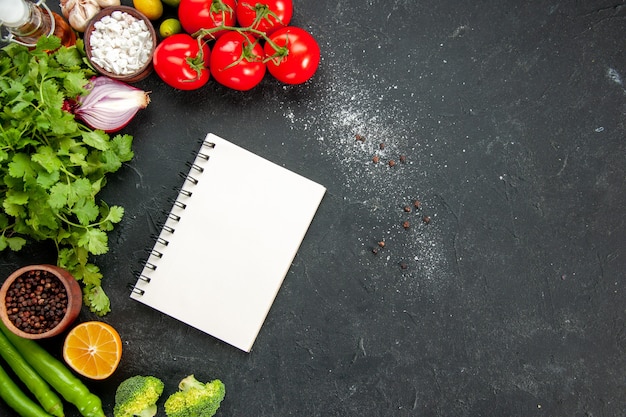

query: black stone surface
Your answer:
[1,0,625,416]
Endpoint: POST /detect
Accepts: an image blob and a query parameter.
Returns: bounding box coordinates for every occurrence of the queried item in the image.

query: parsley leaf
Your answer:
[0,36,134,316]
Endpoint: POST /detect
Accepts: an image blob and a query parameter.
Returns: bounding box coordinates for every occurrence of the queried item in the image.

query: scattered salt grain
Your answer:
[89,11,153,75]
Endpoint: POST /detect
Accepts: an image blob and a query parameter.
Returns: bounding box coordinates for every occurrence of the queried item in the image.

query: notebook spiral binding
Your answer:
[150,234,170,247]
[185,161,205,173]
[178,171,199,185]
[128,283,145,296]
[129,139,216,296]
[167,197,187,210]
[166,211,181,222]
[145,248,163,258]
[127,267,153,294]
[174,186,193,198]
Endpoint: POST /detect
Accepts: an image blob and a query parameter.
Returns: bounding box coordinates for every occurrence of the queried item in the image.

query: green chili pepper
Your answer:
[0,330,64,417]
[0,361,53,417]
[0,323,104,417]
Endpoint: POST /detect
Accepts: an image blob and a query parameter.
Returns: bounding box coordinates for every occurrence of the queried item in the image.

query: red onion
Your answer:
[74,76,150,132]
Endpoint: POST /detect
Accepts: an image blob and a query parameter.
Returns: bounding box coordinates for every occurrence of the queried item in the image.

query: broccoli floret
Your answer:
[164,375,225,417]
[114,375,165,417]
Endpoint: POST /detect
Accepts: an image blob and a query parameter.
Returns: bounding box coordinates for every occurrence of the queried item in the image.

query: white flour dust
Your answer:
[278,56,453,296]
[607,67,623,85]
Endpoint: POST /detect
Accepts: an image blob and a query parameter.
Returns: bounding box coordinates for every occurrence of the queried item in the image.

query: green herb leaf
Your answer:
[0,235,27,251]
[0,37,134,316]
[35,36,61,54]
[55,45,84,69]
[106,205,124,224]
[74,199,100,226]
[83,284,111,316]
[78,227,109,255]
[11,236,27,250]
[31,146,63,173]
[82,130,110,151]
[8,153,35,179]
[111,134,135,162]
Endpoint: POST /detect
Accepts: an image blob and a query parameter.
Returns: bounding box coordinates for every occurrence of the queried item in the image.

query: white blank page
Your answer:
[131,133,326,352]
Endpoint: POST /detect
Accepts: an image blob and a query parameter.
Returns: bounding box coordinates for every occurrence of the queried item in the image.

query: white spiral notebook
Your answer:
[130,133,326,352]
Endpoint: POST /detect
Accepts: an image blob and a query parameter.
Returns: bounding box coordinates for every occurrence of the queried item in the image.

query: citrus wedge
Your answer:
[62,321,122,380]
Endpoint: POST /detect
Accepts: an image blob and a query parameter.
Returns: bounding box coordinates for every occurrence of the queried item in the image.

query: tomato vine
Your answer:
[154,0,320,89]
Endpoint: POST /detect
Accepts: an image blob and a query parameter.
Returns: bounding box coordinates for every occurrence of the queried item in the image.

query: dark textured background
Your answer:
[1,0,625,416]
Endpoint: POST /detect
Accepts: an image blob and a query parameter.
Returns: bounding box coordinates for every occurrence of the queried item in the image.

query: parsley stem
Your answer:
[55,211,110,230]
[0,37,131,316]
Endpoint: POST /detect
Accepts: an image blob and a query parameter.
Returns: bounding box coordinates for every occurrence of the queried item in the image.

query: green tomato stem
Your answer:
[191,23,285,56]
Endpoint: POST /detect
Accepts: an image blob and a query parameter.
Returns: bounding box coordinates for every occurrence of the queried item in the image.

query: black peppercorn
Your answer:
[5,270,68,334]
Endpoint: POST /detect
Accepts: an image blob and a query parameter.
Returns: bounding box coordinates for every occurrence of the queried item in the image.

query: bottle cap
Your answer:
[0,0,29,27]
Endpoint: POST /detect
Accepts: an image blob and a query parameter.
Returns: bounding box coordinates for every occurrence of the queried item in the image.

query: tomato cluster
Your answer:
[152,0,320,91]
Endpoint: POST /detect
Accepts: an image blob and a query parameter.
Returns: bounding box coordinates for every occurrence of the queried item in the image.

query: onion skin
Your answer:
[74,77,150,133]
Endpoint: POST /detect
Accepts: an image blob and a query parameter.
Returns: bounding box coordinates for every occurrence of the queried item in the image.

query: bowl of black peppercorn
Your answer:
[0,265,83,339]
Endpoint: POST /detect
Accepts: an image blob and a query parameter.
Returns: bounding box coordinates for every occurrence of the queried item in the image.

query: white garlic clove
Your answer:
[60,0,77,19]
[95,0,121,7]
[66,0,102,32]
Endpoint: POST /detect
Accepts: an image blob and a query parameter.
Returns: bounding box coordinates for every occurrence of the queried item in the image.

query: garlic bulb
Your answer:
[95,0,121,6]
[60,0,102,32]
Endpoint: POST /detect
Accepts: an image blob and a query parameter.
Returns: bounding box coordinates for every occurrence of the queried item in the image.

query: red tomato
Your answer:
[178,0,236,39]
[235,0,293,35]
[152,34,211,90]
[209,31,266,91]
[264,26,320,85]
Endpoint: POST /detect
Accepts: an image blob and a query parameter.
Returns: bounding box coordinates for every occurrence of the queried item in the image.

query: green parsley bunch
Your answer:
[0,36,135,316]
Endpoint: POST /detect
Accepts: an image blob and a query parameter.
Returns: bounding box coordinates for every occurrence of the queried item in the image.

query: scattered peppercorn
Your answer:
[388,160,396,167]
[379,143,385,150]
[399,155,407,164]
[400,262,408,270]
[402,220,410,229]
[423,215,431,224]
[372,247,379,255]
[372,155,380,163]
[413,200,421,209]
[403,205,412,213]
[378,240,385,248]
[5,270,68,334]
[355,134,366,142]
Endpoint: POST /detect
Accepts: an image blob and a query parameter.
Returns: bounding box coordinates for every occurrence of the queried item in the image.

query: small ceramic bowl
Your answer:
[0,265,82,339]
[84,6,157,83]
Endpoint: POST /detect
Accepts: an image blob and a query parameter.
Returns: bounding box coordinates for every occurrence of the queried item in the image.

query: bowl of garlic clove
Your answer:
[84,6,157,83]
